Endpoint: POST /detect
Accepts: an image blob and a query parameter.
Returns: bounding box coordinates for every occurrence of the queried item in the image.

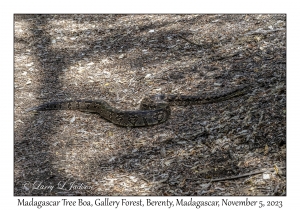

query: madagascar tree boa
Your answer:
[26,85,249,127]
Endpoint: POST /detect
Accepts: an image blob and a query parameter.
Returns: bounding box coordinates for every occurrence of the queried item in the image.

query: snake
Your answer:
[26,85,249,127]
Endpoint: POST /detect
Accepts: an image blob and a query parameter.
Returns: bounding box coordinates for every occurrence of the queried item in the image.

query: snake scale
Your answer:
[26,85,249,127]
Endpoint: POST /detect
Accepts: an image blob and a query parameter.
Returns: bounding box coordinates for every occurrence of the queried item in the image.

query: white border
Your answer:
[2,0,296,209]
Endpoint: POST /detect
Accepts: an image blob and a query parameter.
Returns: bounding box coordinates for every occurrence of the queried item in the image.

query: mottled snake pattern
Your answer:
[26,85,249,127]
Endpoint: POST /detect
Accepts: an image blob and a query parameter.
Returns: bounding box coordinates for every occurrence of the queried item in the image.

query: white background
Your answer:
[1,0,296,209]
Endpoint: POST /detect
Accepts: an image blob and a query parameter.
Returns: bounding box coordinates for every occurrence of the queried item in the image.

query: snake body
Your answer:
[26,85,249,127]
